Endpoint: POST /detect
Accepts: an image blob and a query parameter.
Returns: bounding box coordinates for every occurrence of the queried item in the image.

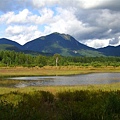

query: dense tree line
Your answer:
[0,50,120,67]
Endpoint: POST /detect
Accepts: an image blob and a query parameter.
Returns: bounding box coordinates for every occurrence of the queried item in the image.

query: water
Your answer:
[9,73,120,87]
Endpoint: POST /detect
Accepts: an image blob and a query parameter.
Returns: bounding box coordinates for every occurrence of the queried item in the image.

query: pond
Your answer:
[8,73,120,87]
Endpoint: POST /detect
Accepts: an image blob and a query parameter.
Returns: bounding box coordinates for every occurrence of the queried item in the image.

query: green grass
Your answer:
[0,82,120,95]
[0,90,120,120]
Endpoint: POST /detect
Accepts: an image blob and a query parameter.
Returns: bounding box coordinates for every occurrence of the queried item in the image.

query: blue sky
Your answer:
[0,0,120,48]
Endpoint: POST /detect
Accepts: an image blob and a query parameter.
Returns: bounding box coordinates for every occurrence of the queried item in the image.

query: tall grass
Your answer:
[0,66,120,77]
[0,90,120,120]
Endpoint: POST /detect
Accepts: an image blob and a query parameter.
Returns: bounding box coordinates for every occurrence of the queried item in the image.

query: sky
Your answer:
[0,0,120,48]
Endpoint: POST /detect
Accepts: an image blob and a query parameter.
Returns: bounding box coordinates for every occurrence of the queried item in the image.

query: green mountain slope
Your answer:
[0,33,105,57]
[23,32,103,56]
[98,45,120,56]
[0,44,20,51]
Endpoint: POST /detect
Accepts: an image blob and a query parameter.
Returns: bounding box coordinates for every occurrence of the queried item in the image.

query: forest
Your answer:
[0,50,120,67]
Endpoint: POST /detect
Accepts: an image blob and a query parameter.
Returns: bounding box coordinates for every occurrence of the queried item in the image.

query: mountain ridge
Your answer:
[0,32,119,56]
[23,32,102,56]
[98,45,120,56]
[0,38,22,48]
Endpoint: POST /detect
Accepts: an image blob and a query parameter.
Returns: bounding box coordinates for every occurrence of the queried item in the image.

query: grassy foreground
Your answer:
[0,66,120,119]
[0,82,120,95]
[0,90,120,120]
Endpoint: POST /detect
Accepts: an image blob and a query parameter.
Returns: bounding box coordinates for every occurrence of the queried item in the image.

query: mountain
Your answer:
[98,45,120,56]
[0,38,22,51]
[0,33,106,56]
[23,32,103,56]
[0,38,52,56]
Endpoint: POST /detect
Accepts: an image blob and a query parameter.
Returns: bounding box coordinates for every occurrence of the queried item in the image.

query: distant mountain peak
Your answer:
[39,32,72,41]
[22,32,102,56]
[60,34,71,40]
[46,32,73,41]
[2,32,120,56]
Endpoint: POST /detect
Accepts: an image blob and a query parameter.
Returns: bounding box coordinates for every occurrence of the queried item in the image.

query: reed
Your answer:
[0,90,120,120]
[0,66,120,77]
[0,82,120,95]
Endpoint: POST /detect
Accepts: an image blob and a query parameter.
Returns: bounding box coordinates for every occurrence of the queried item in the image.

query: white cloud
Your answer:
[43,7,97,39]
[7,9,30,24]
[84,39,110,49]
[0,0,120,48]
[0,9,31,24]
[0,8,54,25]
[44,8,78,34]
[35,8,54,24]
[79,0,120,10]
[84,36,120,48]
[5,25,42,45]
[75,8,120,41]
[80,0,104,9]
[6,25,37,35]
[31,0,59,8]
[30,0,120,11]
[0,12,13,23]
[96,9,120,28]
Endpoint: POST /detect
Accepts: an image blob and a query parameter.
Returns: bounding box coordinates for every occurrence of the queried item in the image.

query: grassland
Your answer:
[0,65,120,77]
[0,82,120,95]
[0,66,120,119]
[0,89,120,119]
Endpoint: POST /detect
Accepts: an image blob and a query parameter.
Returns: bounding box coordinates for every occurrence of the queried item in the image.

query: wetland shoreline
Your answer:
[0,66,120,94]
[1,66,120,77]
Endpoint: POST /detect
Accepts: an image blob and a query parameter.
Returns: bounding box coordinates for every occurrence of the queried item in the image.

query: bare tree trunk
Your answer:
[56,57,58,67]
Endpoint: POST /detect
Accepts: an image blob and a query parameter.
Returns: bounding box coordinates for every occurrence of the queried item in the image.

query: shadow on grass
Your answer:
[0,90,120,120]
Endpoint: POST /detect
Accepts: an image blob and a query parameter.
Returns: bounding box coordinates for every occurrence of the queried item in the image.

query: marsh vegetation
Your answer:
[0,90,120,120]
[0,51,120,119]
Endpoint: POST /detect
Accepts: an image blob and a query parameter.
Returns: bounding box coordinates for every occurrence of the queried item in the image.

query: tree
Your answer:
[35,55,47,67]
[53,54,61,67]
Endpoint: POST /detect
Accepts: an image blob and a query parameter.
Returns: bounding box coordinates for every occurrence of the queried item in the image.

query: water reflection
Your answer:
[9,73,120,87]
